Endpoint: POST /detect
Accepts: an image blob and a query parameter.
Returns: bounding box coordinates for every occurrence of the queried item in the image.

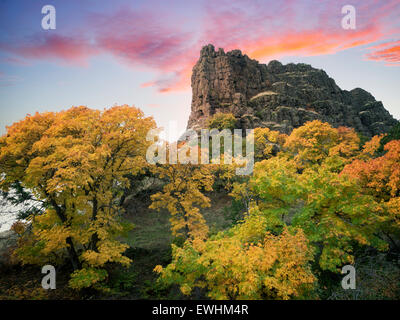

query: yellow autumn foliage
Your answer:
[156,208,316,300]
[0,105,156,289]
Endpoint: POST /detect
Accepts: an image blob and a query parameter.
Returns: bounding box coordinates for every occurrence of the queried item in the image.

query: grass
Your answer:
[250,91,278,101]
[0,188,235,300]
[0,263,79,300]
[125,207,172,250]
[123,191,232,250]
[111,190,233,299]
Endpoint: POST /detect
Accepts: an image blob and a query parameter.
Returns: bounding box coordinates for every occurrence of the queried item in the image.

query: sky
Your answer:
[0,0,399,141]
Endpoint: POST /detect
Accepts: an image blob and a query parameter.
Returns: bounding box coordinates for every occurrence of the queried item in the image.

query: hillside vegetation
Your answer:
[0,108,399,300]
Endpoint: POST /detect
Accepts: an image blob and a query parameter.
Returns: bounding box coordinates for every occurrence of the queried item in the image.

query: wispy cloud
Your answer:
[0,0,398,92]
[366,40,400,66]
[198,0,395,60]
[1,57,31,66]
[0,34,98,66]
[89,7,196,92]
[0,72,22,87]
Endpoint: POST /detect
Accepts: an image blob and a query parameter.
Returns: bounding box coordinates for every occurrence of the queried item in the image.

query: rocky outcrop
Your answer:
[187,44,398,136]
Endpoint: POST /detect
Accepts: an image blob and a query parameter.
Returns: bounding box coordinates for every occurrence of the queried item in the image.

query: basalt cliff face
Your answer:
[186,44,398,136]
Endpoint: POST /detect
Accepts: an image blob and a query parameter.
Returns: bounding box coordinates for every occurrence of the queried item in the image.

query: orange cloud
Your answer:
[247,28,382,61]
[1,0,398,92]
[366,40,400,65]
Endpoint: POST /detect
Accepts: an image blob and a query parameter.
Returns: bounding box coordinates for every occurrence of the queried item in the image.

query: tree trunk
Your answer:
[49,197,81,271]
[88,196,99,252]
[66,237,81,270]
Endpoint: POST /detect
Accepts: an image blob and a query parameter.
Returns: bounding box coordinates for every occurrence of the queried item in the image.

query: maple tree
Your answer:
[283,120,361,171]
[253,127,287,161]
[378,122,400,153]
[342,139,400,244]
[155,208,316,300]
[2,109,398,298]
[150,163,215,241]
[229,121,389,272]
[0,105,156,289]
[207,112,237,131]
[250,159,386,271]
[148,131,253,242]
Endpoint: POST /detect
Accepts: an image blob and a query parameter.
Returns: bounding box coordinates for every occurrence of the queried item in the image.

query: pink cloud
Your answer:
[0,34,98,66]
[90,8,194,69]
[85,6,198,92]
[0,0,399,92]
[198,0,392,60]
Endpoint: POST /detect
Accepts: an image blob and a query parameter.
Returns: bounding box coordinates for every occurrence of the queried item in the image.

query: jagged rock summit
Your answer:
[186,44,398,136]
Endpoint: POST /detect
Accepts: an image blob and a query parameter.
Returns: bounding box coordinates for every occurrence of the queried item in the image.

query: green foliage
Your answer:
[155,210,316,300]
[223,199,246,225]
[108,268,137,296]
[207,113,237,131]
[379,122,400,153]
[153,120,398,300]
[69,268,108,290]
[234,121,391,272]
[3,110,399,300]
[141,278,181,300]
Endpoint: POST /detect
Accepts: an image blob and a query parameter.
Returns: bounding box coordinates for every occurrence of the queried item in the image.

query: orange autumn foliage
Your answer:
[342,139,400,231]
